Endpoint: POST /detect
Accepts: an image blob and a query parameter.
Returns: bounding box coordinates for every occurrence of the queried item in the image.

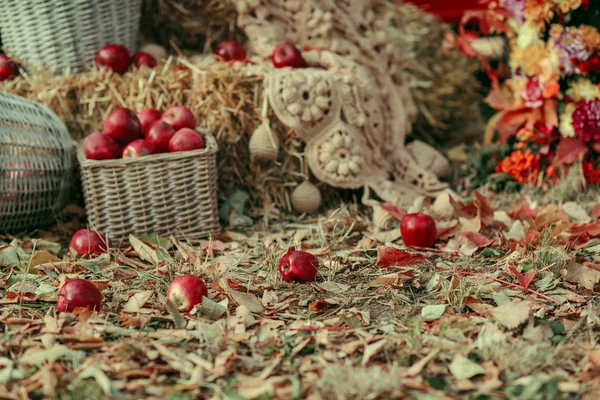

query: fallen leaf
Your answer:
[565,263,600,290]
[489,299,532,329]
[370,271,414,286]
[318,281,351,294]
[19,345,71,365]
[380,202,406,221]
[123,290,154,313]
[0,242,20,267]
[199,297,227,320]
[561,202,590,222]
[421,304,446,321]
[27,250,61,273]
[165,299,187,329]
[221,279,265,313]
[309,299,334,313]
[508,265,535,290]
[448,354,486,380]
[78,366,123,398]
[592,204,600,220]
[376,246,427,268]
[129,235,160,264]
[556,137,588,165]
[362,339,387,365]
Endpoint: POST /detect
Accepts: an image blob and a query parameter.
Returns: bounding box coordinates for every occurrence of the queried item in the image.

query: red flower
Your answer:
[572,99,600,143]
[583,161,600,184]
[520,79,544,108]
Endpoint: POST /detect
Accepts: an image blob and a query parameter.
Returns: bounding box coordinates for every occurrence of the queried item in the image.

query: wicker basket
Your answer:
[0,0,142,74]
[76,132,220,245]
[0,92,74,231]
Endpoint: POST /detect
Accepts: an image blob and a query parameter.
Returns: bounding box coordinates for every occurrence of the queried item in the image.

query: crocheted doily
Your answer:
[235,0,450,208]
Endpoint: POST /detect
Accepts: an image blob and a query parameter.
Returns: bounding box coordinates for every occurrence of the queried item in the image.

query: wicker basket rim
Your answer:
[75,130,218,167]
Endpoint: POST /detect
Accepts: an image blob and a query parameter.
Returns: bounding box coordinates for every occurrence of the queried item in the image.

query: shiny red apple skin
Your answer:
[57,278,102,313]
[95,43,130,74]
[69,228,110,257]
[400,213,437,249]
[82,132,122,160]
[122,139,154,158]
[0,54,19,81]
[161,106,196,131]
[132,51,157,69]
[166,275,208,312]
[279,250,319,283]
[137,108,162,136]
[168,128,205,152]
[146,120,176,153]
[102,107,142,144]
[271,43,307,69]
[214,39,246,62]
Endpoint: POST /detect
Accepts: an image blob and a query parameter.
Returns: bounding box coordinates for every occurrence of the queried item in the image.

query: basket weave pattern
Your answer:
[77,133,220,244]
[0,93,73,231]
[0,0,141,73]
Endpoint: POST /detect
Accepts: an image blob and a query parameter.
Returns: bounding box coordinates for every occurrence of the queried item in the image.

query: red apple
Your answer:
[0,54,19,81]
[95,43,130,74]
[166,275,208,312]
[271,43,307,69]
[132,51,157,69]
[103,107,142,144]
[69,228,110,257]
[400,213,437,249]
[82,132,122,160]
[214,39,246,62]
[57,278,102,313]
[137,108,162,136]
[146,120,176,153]
[279,250,319,283]
[161,106,196,131]
[169,128,205,152]
[122,139,154,158]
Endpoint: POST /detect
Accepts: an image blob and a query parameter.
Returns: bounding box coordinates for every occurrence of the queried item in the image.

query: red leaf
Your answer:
[570,222,600,237]
[309,299,334,313]
[485,88,513,110]
[556,137,588,165]
[380,202,406,221]
[459,231,492,248]
[592,204,600,220]
[508,265,535,290]
[376,246,427,268]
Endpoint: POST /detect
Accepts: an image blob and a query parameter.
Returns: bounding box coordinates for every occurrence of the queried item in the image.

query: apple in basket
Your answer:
[161,106,196,131]
[70,228,111,257]
[146,120,176,153]
[214,39,247,62]
[83,132,122,160]
[103,107,142,144]
[137,108,162,136]
[271,43,308,69]
[122,139,154,158]
[0,54,19,81]
[169,128,205,152]
[167,275,208,312]
[96,43,131,74]
[132,52,157,69]
[57,278,102,313]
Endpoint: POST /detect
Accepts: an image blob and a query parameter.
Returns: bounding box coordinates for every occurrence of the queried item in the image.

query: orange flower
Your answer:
[524,0,553,28]
[580,25,600,52]
[496,150,542,184]
[542,80,560,99]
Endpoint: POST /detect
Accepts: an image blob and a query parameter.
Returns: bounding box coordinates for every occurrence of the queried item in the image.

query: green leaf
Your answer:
[199,297,227,320]
[421,304,446,321]
[448,354,486,380]
[165,299,187,329]
[78,366,124,398]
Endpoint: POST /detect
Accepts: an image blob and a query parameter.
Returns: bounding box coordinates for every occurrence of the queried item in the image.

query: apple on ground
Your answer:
[161,106,196,131]
[271,43,307,69]
[57,278,102,313]
[132,52,157,69]
[166,275,208,312]
[69,228,111,257]
[122,139,154,158]
[83,132,122,160]
[96,43,130,74]
[137,108,162,136]
[169,128,205,152]
[214,39,246,62]
[146,120,176,153]
[279,250,319,283]
[103,107,142,144]
[0,54,19,81]
[400,213,437,249]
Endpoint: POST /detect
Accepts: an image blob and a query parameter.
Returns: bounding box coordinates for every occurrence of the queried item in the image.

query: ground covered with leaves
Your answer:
[3,190,600,399]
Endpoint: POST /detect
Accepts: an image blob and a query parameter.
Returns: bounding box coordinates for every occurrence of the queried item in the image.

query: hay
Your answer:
[0,60,344,213]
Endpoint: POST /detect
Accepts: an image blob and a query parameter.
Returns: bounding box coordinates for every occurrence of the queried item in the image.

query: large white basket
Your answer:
[0,0,142,74]
[0,92,74,231]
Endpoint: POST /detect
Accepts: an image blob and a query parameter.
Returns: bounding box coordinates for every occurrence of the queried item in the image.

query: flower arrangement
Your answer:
[459,0,600,191]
